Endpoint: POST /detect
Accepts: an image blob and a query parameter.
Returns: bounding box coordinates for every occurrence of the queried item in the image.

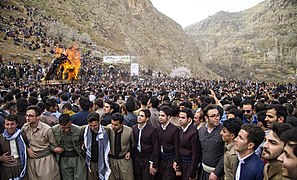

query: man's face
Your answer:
[103,103,112,114]
[88,121,99,133]
[26,109,39,125]
[159,111,170,125]
[205,109,220,128]
[179,112,189,127]
[111,120,122,132]
[262,130,285,160]
[220,127,234,143]
[277,142,297,179]
[234,129,250,154]
[4,119,17,135]
[194,111,201,125]
[265,109,278,128]
[60,121,72,133]
[242,104,253,120]
[137,111,148,124]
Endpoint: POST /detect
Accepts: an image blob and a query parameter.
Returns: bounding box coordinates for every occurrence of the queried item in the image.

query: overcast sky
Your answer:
[150,0,265,27]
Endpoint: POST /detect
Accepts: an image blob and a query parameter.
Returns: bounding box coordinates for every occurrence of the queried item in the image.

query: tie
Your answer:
[137,129,142,152]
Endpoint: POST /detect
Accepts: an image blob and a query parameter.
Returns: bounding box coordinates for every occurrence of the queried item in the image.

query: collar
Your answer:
[182,121,192,132]
[238,152,254,164]
[205,123,216,133]
[138,123,147,130]
[226,141,235,151]
[267,160,283,178]
[161,121,170,130]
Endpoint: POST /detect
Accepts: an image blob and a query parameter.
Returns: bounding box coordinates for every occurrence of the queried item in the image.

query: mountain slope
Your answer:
[185,0,297,82]
[0,0,219,79]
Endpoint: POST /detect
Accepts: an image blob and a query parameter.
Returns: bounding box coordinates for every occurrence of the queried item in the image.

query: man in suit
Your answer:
[156,106,181,179]
[106,112,134,180]
[132,109,159,180]
[234,124,265,180]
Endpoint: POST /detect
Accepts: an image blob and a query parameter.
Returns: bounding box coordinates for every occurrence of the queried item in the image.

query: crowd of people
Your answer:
[1,2,297,180]
[0,64,296,180]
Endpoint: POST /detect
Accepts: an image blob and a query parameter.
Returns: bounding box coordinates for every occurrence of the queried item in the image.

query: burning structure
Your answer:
[44,45,81,81]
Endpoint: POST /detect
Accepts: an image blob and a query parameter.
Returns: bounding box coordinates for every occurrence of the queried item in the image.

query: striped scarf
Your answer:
[84,125,111,180]
[3,128,27,180]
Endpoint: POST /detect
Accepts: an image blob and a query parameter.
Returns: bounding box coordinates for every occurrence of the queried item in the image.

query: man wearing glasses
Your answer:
[199,104,224,180]
[241,100,258,124]
[22,105,60,180]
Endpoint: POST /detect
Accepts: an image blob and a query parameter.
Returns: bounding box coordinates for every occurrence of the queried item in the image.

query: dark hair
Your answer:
[95,98,104,109]
[160,106,172,117]
[203,104,219,116]
[111,112,124,124]
[17,97,28,113]
[171,104,179,117]
[45,98,57,111]
[5,114,18,123]
[149,96,159,108]
[60,92,69,101]
[241,124,265,150]
[140,95,149,106]
[105,100,116,112]
[87,112,100,123]
[62,103,72,110]
[270,123,293,140]
[283,103,294,114]
[79,97,92,111]
[28,96,39,106]
[280,128,297,157]
[179,101,192,109]
[257,110,268,128]
[126,101,135,112]
[267,104,288,121]
[59,114,71,126]
[179,108,194,119]
[228,108,243,119]
[27,105,42,116]
[241,100,254,109]
[139,109,151,118]
[223,118,242,137]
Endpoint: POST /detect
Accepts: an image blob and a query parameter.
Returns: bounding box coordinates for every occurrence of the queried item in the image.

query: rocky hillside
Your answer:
[185,0,297,82]
[0,0,219,79]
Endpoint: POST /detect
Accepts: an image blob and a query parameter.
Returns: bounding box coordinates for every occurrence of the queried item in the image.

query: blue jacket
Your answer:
[238,153,264,180]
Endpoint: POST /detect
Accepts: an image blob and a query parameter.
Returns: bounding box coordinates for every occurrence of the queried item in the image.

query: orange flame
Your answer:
[56,45,81,80]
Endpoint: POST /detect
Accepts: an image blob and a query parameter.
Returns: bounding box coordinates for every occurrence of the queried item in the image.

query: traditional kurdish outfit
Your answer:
[0,129,27,180]
[84,124,111,180]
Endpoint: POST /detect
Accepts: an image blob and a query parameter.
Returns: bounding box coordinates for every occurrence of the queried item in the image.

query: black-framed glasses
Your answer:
[242,110,251,113]
[207,114,220,118]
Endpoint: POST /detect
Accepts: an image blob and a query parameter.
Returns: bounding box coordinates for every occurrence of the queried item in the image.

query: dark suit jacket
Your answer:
[132,123,160,168]
[238,152,264,180]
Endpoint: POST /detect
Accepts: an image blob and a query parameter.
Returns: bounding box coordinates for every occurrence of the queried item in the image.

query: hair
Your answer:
[280,128,297,157]
[140,95,149,106]
[59,114,71,126]
[105,100,116,112]
[171,104,179,117]
[79,97,92,111]
[223,118,243,137]
[62,103,72,110]
[283,103,294,115]
[241,100,254,109]
[111,112,124,124]
[257,110,268,128]
[16,97,28,113]
[26,105,42,116]
[270,123,293,140]
[95,98,104,109]
[160,106,172,117]
[225,104,238,113]
[267,104,288,121]
[228,108,243,119]
[179,108,194,119]
[203,104,219,116]
[28,96,39,106]
[87,112,100,123]
[139,109,151,118]
[179,101,192,109]
[45,98,57,111]
[36,102,46,112]
[60,92,69,101]
[149,96,159,108]
[5,114,18,123]
[241,124,265,150]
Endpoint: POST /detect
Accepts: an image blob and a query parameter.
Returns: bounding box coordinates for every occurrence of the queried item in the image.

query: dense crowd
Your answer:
[0,58,297,180]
